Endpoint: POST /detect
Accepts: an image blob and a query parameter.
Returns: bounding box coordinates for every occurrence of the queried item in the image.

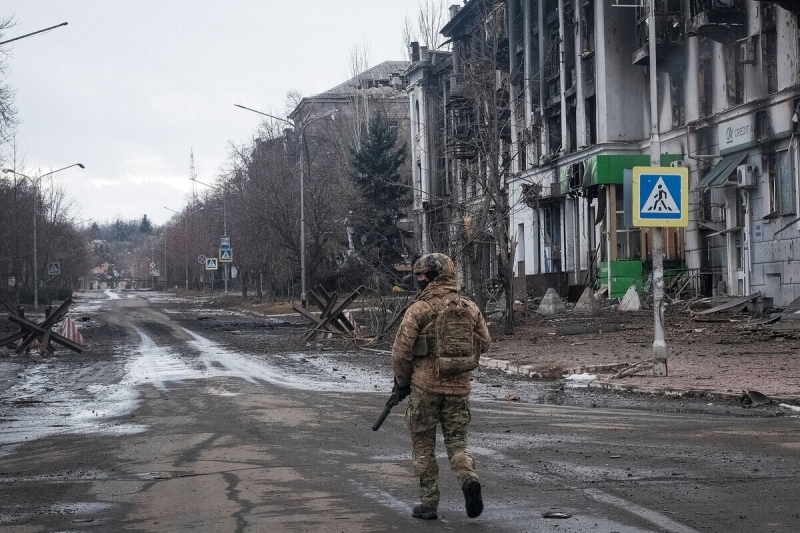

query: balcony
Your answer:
[687,0,746,42]
[632,1,685,67]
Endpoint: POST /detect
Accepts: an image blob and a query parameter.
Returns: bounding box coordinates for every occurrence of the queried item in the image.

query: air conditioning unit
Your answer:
[736,164,757,188]
[670,160,685,168]
[739,40,756,65]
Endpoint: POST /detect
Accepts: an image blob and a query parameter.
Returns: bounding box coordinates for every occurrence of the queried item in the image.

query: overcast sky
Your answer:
[2,1,433,226]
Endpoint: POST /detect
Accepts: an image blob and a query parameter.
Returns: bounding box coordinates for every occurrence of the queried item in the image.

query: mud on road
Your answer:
[1,290,799,532]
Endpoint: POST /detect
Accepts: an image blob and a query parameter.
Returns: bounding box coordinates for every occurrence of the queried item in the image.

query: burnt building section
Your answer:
[407,0,510,299]
[507,0,800,305]
[407,0,799,308]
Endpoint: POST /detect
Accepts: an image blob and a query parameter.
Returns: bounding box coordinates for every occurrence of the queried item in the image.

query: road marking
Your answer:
[584,488,701,533]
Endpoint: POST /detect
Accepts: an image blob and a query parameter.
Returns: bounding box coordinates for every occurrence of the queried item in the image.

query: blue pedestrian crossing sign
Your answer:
[632,166,689,228]
[219,249,233,263]
[47,262,61,275]
[205,257,218,270]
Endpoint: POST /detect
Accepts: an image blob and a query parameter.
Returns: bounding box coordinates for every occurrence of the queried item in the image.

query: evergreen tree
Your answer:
[349,112,408,267]
[139,214,152,234]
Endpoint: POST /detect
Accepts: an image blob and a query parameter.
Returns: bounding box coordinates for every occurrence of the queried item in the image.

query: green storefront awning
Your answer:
[583,153,684,188]
[696,153,748,189]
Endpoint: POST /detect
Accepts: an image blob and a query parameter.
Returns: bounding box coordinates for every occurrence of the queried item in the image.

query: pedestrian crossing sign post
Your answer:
[632,166,689,228]
[205,258,218,270]
[47,262,61,275]
[219,249,233,263]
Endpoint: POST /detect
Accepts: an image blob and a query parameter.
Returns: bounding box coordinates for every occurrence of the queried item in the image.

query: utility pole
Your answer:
[647,0,667,376]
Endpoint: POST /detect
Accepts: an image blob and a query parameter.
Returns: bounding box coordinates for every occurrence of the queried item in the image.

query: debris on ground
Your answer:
[740,390,772,407]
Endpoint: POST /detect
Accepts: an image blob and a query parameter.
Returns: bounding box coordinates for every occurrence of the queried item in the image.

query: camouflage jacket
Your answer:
[392,274,491,395]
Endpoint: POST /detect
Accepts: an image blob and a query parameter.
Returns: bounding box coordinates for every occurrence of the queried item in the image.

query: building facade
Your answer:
[408,0,800,307]
[509,0,800,304]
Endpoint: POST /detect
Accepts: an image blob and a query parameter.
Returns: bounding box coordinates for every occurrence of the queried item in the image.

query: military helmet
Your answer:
[412,253,455,278]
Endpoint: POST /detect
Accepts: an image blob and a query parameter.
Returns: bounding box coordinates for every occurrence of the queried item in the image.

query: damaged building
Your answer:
[407,0,800,307]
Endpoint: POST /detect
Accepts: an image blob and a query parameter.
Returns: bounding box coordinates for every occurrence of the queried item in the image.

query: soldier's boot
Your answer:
[412,505,438,520]
[462,478,483,518]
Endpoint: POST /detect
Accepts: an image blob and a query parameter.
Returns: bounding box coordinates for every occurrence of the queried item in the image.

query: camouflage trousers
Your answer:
[405,386,478,509]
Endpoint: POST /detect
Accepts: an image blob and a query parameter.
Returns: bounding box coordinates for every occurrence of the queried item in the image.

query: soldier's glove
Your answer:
[393,380,411,401]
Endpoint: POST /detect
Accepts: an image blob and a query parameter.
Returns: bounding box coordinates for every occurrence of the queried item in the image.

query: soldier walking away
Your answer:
[391,253,491,520]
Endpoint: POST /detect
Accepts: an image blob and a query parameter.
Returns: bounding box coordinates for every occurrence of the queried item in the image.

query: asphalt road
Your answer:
[1,291,798,532]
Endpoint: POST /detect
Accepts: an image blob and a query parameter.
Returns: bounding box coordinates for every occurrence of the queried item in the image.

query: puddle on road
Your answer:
[0,291,551,459]
[69,289,120,314]
[0,319,388,455]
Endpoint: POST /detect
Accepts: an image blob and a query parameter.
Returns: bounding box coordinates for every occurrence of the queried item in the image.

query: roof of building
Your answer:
[315,60,410,98]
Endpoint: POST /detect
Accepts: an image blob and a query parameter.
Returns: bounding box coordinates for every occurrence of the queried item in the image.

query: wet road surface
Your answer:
[1,291,799,532]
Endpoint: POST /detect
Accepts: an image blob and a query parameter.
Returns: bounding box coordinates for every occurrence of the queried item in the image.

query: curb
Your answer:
[480,356,800,404]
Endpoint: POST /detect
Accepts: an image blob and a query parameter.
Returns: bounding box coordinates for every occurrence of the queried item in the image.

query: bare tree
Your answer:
[444,0,517,333]
[402,0,449,58]
[347,40,372,148]
[0,17,18,150]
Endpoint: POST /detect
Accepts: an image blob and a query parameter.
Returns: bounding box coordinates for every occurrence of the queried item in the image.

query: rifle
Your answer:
[372,391,401,431]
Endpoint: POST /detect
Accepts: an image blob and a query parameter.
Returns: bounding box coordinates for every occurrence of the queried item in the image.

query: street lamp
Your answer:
[2,163,85,310]
[163,205,204,291]
[234,103,337,307]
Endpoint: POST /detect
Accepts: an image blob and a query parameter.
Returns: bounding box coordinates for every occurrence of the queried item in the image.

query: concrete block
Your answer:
[573,287,600,314]
[618,285,641,312]
[482,358,499,369]
[536,288,568,316]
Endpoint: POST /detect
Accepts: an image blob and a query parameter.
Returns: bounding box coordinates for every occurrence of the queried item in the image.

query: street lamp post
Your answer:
[2,163,85,310]
[163,230,167,289]
[164,205,204,291]
[234,104,337,307]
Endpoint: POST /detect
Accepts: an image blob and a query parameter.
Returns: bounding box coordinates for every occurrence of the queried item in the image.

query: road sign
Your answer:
[205,257,218,270]
[149,262,156,269]
[219,249,233,262]
[197,254,207,265]
[150,269,159,277]
[632,166,689,227]
[220,235,231,249]
[47,262,61,275]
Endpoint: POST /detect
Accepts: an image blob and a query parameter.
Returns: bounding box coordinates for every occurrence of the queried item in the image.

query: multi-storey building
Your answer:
[409,0,800,307]
[507,0,799,305]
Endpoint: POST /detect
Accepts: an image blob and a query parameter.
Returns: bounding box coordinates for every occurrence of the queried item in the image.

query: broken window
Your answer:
[543,203,562,272]
[585,95,597,145]
[762,29,778,94]
[581,0,595,55]
[670,69,685,127]
[615,187,641,260]
[764,151,795,217]
[726,42,744,106]
[546,110,562,157]
[777,149,796,216]
[698,39,713,117]
[567,98,577,153]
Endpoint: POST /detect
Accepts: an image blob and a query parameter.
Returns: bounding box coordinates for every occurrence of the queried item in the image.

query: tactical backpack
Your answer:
[429,295,479,376]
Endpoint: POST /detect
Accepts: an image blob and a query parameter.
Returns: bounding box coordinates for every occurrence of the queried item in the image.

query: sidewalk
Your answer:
[484,308,800,405]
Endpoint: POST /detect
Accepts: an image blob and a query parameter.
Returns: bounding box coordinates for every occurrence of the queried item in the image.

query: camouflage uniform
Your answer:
[392,255,491,511]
